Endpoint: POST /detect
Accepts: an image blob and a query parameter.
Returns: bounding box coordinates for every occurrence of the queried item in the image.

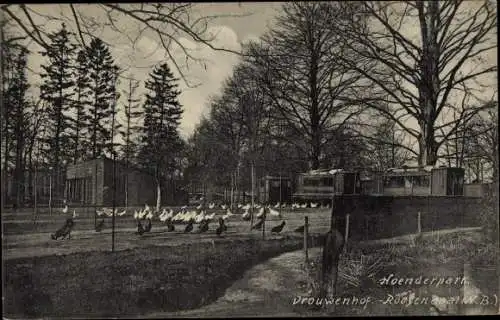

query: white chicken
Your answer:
[268,207,280,217]
[208,203,215,209]
[204,212,215,221]
[300,203,308,208]
[62,205,69,214]
[221,204,228,210]
[72,210,78,218]
[237,203,243,209]
[241,209,251,220]
[222,208,233,220]
[255,204,262,209]
[310,202,318,208]
[194,212,205,223]
[256,207,266,219]
[117,209,127,216]
[273,202,280,208]
[281,203,287,208]
[242,203,251,210]
[196,204,202,210]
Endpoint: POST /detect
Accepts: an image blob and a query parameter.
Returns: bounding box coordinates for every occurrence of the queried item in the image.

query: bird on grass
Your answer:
[184,219,194,233]
[198,220,210,233]
[251,218,265,230]
[166,218,175,232]
[242,209,251,221]
[294,225,305,233]
[144,219,152,233]
[136,219,145,235]
[95,219,105,232]
[268,207,281,218]
[216,217,226,237]
[271,221,286,234]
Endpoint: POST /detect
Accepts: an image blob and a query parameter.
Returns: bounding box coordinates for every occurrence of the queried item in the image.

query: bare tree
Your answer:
[1,3,246,87]
[335,1,497,166]
[246,2,364,170]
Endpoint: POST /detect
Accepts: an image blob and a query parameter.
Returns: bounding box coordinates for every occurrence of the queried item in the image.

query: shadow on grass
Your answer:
[3,234,326,318]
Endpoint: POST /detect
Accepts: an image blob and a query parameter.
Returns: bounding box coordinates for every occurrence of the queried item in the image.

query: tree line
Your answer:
[184,1,497,201]
[1,1,497,208]
[1,21,184,208]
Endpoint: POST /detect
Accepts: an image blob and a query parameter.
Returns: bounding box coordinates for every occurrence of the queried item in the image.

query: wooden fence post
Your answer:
[417,211,422,234]
[344,213,350,250]
[304,216,309,263]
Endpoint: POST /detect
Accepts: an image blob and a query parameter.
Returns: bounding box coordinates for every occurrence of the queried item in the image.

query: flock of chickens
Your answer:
[51,200,328,240]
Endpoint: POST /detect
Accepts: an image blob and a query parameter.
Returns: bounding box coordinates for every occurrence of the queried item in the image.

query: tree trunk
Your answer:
[417,122,439,166]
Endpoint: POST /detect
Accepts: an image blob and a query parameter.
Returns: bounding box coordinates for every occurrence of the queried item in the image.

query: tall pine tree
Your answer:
[119,77,142,208]
[39,23,76,169]
[39,23,76,201]
[84,37,119,159]
[2,40,30,208]
[71,49,91,163]
[140,63,184,210]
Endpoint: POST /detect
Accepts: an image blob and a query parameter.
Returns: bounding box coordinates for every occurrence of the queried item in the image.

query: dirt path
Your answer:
[146,248,323,318]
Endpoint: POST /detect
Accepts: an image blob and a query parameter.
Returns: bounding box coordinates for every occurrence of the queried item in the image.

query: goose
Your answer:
[271,221,286,234]
[242,210,251,221]
[268,207,280,217]
[273,202,280,208]
[208,202,215,209]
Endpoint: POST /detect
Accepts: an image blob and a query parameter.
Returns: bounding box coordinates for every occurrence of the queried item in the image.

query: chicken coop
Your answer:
[258,175,292,205]
[430,167,465,196]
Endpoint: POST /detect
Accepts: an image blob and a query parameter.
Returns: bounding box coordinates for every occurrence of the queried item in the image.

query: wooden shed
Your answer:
[65,158,187,207]
[430,167,465,196]
[258,175,292,204]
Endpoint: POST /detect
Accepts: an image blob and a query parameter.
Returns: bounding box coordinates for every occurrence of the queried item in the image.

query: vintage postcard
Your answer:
[1,2,498,318]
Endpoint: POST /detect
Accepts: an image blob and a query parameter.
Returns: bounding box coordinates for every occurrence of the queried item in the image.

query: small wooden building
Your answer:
[430,167,465,196]
[382,168,431,196]
[293,169,362,202]
[65,158,187,207]
[258,175,292,204]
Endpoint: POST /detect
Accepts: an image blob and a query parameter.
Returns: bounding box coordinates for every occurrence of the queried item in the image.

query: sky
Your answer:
[10,3,283,139]
[5,2,497,154]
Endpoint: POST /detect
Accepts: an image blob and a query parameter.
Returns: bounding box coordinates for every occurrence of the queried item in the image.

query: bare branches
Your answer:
[2,4,248,87]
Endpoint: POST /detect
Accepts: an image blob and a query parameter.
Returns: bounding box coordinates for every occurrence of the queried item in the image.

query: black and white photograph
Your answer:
[1,1,498,318]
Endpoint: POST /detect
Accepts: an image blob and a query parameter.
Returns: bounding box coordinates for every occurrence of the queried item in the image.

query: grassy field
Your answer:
[3,234,330,318]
